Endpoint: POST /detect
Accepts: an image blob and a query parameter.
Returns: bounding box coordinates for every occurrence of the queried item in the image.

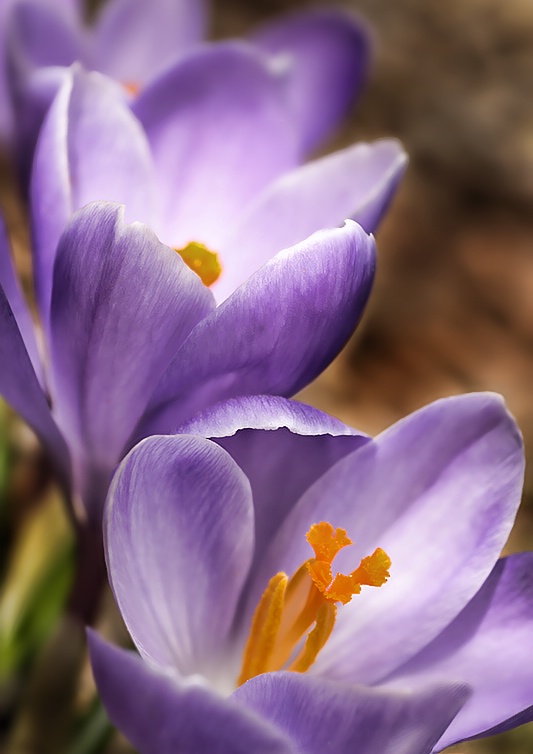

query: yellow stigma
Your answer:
[175,242,222,287]
[237,521,391,686]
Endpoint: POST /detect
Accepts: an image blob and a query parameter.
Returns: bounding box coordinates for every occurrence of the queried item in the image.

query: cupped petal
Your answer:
[132,43,298,249]
[234,672,470,754]
[31,66,158,325]
[93,0,206,84]
[253,8,371,155]
[88,632,293,754]
[105,435,254,677]
[179,395,369,573]
[49,202,214,485]
[138,221,375,436]
[0,215,42,383]
[250,393,524,684]
[384,552,533,751]
[216,139,406,300]
[0,285,69,481]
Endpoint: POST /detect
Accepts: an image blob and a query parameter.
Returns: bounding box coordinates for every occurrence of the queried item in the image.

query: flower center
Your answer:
[175,242,222,287]
[123,81,141,97]
[237,521,391,686]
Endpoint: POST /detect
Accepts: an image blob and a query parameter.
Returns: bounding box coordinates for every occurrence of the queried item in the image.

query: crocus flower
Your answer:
[89,391,532,752]
[31,49,405,320]
[3,0,371,180]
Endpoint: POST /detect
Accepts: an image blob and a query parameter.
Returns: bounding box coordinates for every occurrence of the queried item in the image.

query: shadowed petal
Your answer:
[253,8,371,155]
[216,139,406,300]
[31,67,158,324]
[139,221,375,436]
[385,552,533,751]
[234,672,470,754]
[89,632,293,754]
[105,435,254,676]
[132,43,298,249]
[251,394,523,684]
[49,203,214,478]
[179,395,369,571]
[94,0,206,83]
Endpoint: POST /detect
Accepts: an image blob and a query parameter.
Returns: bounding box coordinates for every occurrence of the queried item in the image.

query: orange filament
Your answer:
[175,242,222,287]
[237,521,391,685]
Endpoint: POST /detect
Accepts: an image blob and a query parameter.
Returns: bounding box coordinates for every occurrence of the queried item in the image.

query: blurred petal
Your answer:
[105,435,253,676]
[386,552,533,751]
[132,43,298,248]
[94,0,206,83]
[253,8,371,155]
[216,139,406,300]
[31,66,158,324]
[251,394,523,683]
[49,203,213,479]
[179,395,369,571]
[89,632,293,754]
[0,214,42,383]
[140,221,375,435]
[235,672,469,754]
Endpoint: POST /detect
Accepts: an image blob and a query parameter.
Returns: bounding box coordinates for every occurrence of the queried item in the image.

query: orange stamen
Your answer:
[175,242,222,287]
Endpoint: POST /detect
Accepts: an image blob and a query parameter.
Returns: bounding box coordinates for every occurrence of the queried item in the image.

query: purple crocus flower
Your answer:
[89,391,532,752]
[3,0,371,181]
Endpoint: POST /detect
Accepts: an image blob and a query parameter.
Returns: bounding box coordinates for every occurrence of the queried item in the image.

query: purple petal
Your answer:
[179,395,369,573]
[88,632,293,754]
[250,393,523,684]
[0,214,42,383]
[48,203,213,493]
[105,435,253,676]
[132,43,298,249]
[31,66,158,325]
[216,139,406,300]
[0,284,69,481]
[235,672,469,754]
[385,552,533,750]
[253,8,371,155]
[138,221,375,436]
[93,0,206,84]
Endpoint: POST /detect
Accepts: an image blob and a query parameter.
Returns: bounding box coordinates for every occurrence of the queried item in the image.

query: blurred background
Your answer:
[1,0,533,751]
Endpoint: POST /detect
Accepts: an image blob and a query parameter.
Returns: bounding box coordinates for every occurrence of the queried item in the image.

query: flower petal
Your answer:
[93,0,206,84]
[0,284,69,481]
[234,672,470,754]
[105,435,254,676]
[216,139,406,300]
[132,43,298,249]
[48,202,213,495]
[0,214,42,383]
[251,393,523,684]
[179,395,369,572]
[139,221,375,436]
[88,632,293,754]
[31,66,158,325]
[385,552,533,751]
[253,8,371,155]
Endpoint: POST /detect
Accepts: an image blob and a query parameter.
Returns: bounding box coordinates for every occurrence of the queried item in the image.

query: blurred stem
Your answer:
[68,696,114,754]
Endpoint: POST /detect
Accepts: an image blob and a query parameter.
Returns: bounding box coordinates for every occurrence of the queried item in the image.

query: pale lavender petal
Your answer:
[235,672,469,754]
[88,632,293,754]
[49,203,213,479]
[250,394,523,683]
[179,395,369,572]
[253,8,371,155]
[216,139,406,300]
[385,552,533,751]
[139,221,375,436]
[93,0,206,84]
[0,284,69,480]
[0,214,42,383]
[132,43,297,249]
[105,435,253,676]
[31,66,158,325]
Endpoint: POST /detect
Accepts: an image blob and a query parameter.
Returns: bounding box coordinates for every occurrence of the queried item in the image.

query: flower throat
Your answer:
[238,521,391,686]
